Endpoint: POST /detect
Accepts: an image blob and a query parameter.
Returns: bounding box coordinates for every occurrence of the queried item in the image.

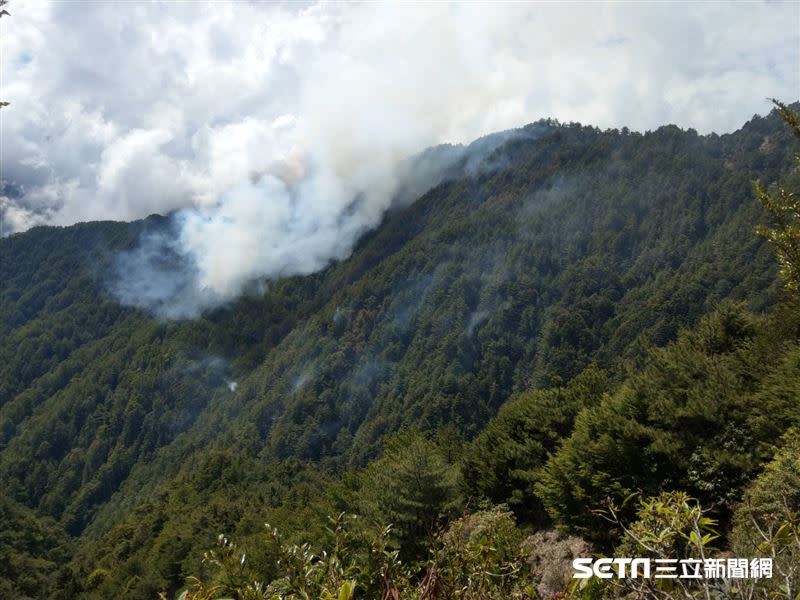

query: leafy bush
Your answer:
[731,428,800,600]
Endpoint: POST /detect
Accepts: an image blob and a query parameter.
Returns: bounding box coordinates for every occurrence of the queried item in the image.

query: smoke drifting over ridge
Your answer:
[111,126,536,318]
[3,3,799,317]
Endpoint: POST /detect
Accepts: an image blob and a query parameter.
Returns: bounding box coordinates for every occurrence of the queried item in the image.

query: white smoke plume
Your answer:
[2,2,798,317]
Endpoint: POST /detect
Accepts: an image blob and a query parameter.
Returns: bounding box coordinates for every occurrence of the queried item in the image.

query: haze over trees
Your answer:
[0,102,799,599]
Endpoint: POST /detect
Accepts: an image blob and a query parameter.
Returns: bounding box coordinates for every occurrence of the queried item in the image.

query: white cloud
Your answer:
[1,1,798,313]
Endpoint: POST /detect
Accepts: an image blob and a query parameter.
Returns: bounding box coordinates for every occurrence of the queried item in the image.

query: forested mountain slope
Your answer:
[0,106,797,598]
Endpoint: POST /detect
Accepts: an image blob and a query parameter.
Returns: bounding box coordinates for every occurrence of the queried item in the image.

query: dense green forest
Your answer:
[1,102,799,599]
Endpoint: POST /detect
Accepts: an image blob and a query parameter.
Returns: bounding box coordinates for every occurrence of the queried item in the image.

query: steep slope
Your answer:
[208,114,791,466]
[0,108,795,568]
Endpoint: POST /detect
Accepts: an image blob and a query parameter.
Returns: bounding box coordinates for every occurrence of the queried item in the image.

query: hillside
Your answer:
[0,106,798,599]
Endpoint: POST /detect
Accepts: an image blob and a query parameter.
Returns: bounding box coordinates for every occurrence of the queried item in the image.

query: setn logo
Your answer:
[573,557,773,580]
[573,558,651,579]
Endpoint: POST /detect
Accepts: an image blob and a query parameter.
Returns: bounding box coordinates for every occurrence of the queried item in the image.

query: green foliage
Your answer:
[536,303,798,541]
[65,452,333,599]
[731,428,800,599]
[356,431,462,561]
[175,514,402,600]
[0,105,799,597]
[0,496,73,600]
[570,492,721,600]
[755,100,800,293]
[569,489,800,600]
[177,506,531,600]
[462,365,608,522]
[423,506,532,600]
[613,492,720,560]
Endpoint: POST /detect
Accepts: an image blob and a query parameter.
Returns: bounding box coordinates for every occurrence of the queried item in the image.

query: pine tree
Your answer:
[755,100,800,292]
[358,431,460,560]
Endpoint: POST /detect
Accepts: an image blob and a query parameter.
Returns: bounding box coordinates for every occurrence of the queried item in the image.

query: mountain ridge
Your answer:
[0,106,797,597]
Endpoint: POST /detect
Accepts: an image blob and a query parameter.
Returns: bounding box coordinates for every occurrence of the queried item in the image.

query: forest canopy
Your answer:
[0,102,799,599]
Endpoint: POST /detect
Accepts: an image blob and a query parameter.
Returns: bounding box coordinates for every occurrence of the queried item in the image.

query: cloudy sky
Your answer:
[1,1,798,315]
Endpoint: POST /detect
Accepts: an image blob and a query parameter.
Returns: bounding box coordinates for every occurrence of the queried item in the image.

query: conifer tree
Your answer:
[755,99,800,292]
